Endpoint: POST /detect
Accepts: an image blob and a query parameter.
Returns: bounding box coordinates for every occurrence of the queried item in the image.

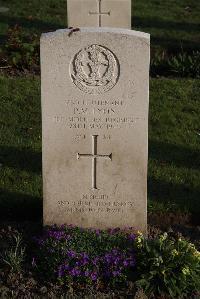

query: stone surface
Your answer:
[41,27,150,233]
[67,0,131,28]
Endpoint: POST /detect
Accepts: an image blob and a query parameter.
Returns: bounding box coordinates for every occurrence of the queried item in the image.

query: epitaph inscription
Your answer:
[70,44,119,94]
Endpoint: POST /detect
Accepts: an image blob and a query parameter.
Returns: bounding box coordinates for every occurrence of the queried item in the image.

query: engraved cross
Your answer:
[89,0,111,27]
[77,135,112,189]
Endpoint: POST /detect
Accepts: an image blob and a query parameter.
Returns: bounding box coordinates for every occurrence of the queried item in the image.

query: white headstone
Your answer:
[41,28,150,233]
[67,0,131,29]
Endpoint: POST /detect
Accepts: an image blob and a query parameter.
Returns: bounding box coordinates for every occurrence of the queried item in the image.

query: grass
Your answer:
[133,0,200,52]
[0,0,199,53]
[0,76,42,220]
[0,76,199,221]
[149,79,200,214]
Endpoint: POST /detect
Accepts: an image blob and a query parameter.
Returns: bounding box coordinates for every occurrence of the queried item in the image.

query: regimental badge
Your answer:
[70,44,119,95]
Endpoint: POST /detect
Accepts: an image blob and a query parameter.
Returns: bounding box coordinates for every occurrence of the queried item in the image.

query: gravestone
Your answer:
[67,0,131,29]
[41,27,150,233]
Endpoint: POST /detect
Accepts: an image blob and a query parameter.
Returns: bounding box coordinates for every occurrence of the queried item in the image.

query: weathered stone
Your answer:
[67,0,131,28]
[41,28,150,233]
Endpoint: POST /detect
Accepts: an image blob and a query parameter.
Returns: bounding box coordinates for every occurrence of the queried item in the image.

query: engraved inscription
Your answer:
[65,99,124,106]
[52,97,145,130]
[58,198,134,214]
[77,135,112,189]
[53,115,143,130]
[70,45,119,95]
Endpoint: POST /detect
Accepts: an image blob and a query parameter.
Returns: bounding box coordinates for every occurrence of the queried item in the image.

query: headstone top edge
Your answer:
[41,27,150,41]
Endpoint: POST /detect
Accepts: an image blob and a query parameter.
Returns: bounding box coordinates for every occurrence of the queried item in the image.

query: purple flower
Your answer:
[90,272,98,281]
[123,260,130,266]
[112,270,121,277]
[58,266,64,277]
[67,250,76,258]
[47,230,71,241]
[84,270,90,277]
[69,268,81,277]
[82,258,89,265]
[128,233,136,241]
[95,229,100,236]
[93,257,99,266]
[114,257,120,265]
[108,227,120,235]
[81,252,89,259]
[34,225,137,286]
[79,252,89,265]
[64,264,70,270]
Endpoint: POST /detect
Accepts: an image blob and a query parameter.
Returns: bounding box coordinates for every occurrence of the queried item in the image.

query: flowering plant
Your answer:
[32,226,200,296]
[134,232,200,297]
[33,225,136,289]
